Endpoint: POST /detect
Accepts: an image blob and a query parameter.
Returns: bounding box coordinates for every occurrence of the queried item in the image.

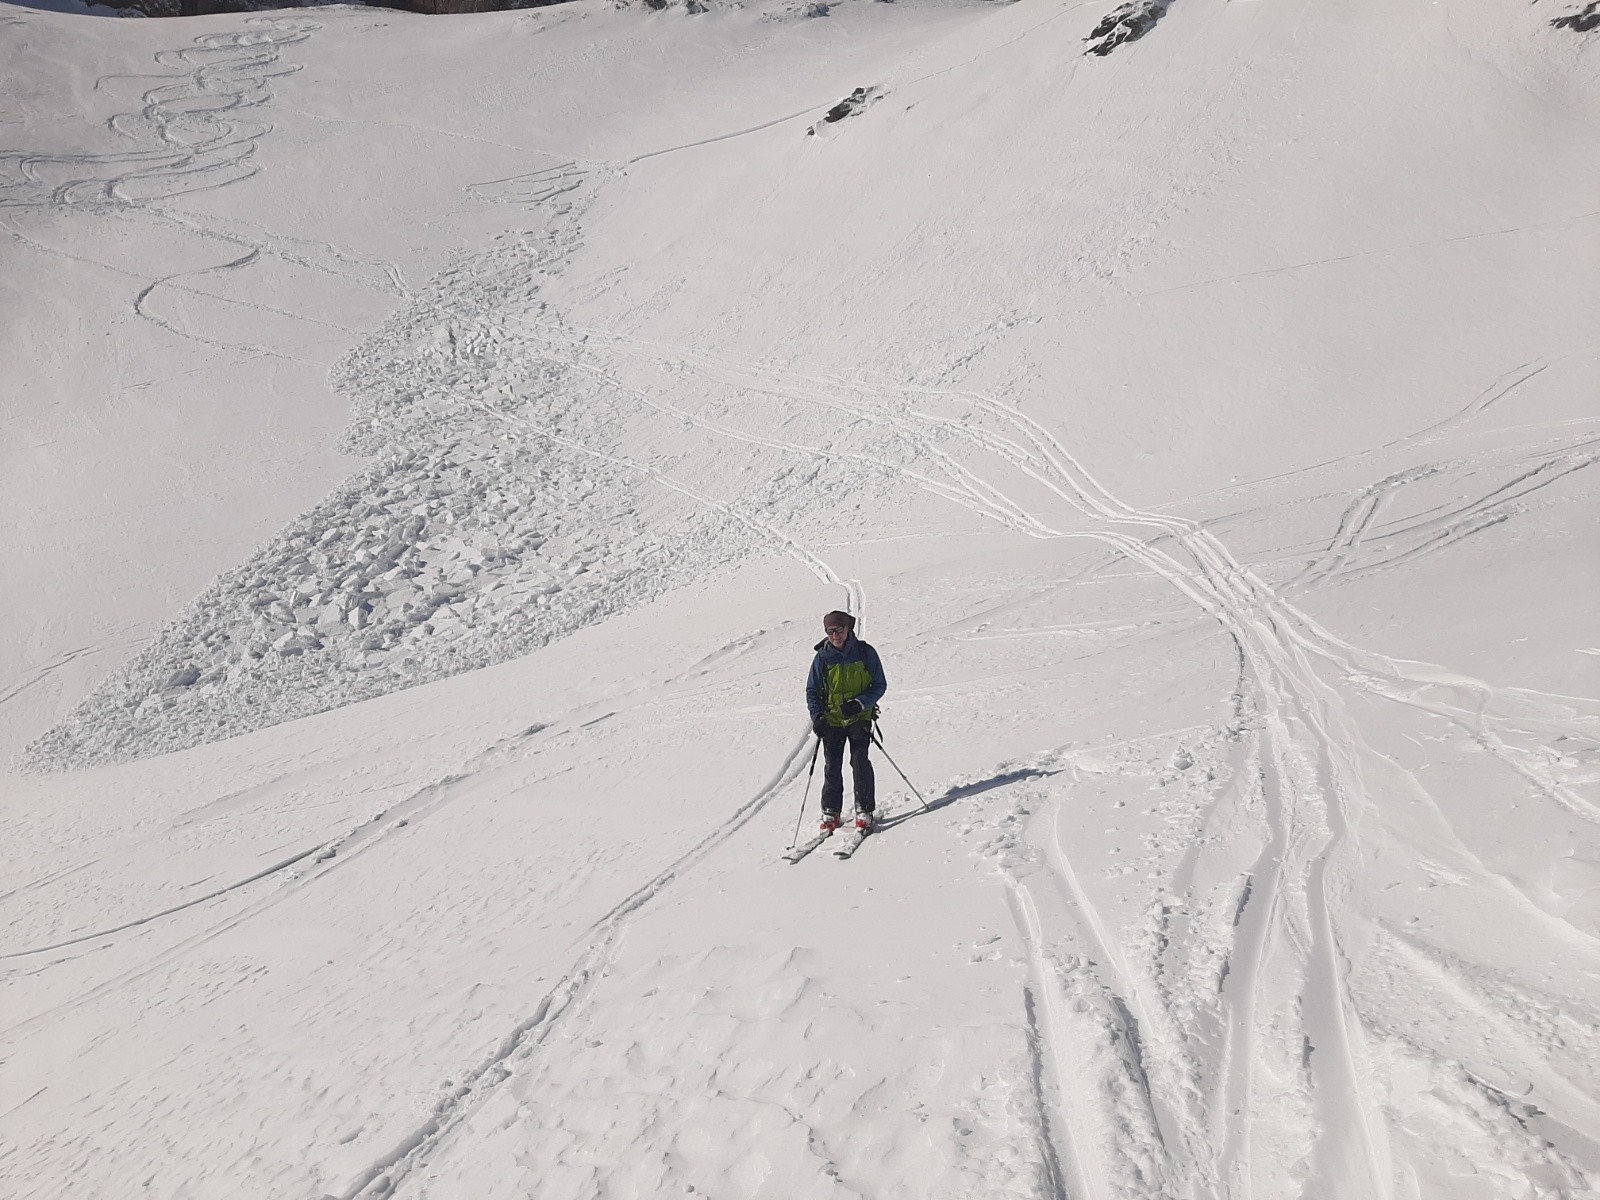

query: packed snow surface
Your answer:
[3,0,1598,1197]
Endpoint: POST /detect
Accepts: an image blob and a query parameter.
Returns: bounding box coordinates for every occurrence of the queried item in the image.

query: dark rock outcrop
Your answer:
[1551,2,1600,32]
[806,85,883,136]
[99,0,572,17]
[1085,0,1171,56]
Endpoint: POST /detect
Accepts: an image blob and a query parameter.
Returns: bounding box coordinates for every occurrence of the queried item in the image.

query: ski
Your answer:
[831,826,870,859]
[783,831,833,863]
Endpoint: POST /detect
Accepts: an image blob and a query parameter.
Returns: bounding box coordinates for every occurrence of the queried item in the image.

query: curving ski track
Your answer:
[470,317,1598,1196]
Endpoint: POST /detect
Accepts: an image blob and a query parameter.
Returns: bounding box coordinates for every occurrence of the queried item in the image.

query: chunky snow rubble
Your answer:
[25,226,752,767]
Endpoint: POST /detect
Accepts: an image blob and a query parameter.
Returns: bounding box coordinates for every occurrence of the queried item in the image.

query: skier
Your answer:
[805,610,887,835]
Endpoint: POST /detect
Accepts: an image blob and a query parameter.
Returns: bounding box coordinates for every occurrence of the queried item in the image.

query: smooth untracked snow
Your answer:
[2,0,1598,1197]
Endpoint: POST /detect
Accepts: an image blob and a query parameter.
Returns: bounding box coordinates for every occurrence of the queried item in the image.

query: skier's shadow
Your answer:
[877,767,1062,832]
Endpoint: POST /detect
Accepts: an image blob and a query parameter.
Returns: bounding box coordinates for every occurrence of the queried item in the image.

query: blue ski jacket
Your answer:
[806,635,887,727]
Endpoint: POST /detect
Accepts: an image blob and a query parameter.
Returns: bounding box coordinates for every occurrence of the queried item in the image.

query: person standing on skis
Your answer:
[805,610,887,834]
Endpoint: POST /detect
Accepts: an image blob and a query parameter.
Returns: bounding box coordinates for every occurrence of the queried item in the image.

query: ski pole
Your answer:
[789,735,823,848]
[870,723,931,812]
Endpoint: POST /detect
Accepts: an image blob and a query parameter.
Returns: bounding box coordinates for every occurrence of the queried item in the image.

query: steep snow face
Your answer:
[4,1,977,766]
[3,1,1599,1199]
[18,0,1599,769]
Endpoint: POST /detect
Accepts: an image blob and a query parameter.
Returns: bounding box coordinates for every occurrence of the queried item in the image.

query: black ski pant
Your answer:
[820,721,875,814]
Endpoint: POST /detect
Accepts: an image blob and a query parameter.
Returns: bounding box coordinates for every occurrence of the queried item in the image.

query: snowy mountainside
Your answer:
[6,0,967,768]
[3,1,1599,1198]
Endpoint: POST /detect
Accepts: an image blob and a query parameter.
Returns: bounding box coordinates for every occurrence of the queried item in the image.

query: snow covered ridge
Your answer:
[82,0,903,19]
[80,0,1028,23]
[81,0,573,19]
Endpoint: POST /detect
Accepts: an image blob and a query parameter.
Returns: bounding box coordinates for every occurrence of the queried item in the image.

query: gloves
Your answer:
[812,701,866,735]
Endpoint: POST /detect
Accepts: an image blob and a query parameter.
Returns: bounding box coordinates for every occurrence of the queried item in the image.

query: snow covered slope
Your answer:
[3,0,1598,1197]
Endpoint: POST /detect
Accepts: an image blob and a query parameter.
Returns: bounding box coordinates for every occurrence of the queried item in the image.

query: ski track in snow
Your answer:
[1286,442,1599,593]
[7,6,1598,1194]
[0,20,317,211]
[331,735,823,1200]
[1,17,414,376]
[468,321,1597,1196]
[22,233,1593,1195]
[21,136,875,770]
[16,251,1596,1200]
[200,297,1592,1198]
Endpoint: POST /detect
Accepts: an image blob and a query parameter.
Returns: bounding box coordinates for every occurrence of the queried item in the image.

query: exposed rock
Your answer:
[1551,2,1600,32]
[806,85,884,136]
[1085,0,1172,57]
[410,0,568,12]
[101,0,572,17]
